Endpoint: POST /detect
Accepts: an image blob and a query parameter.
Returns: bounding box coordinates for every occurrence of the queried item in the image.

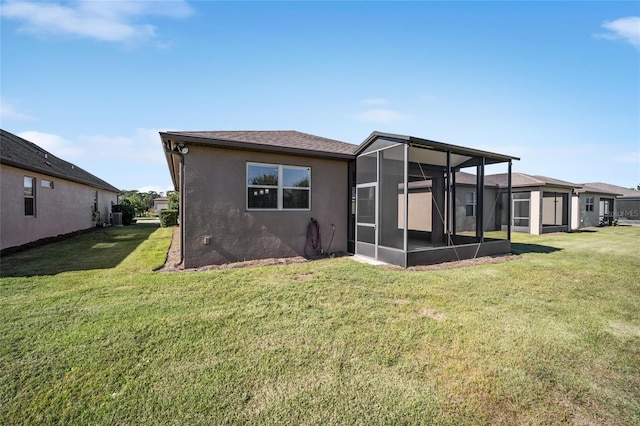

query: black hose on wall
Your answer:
[304,218,322,258]
[304,218,336,259]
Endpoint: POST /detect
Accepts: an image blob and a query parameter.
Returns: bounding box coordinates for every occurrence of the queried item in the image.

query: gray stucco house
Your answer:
[161,130,519,268]
[161,131,355,268]
[580,182,640,226]
[0,129,120,251]
[571,184,620,228]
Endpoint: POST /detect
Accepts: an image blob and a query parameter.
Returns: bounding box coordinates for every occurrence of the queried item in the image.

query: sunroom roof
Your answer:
[355,131,520,167]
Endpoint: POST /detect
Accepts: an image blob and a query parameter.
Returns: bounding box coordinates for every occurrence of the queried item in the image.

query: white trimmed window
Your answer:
[465,191,476,217]
[585,196,594,212]
[24,176,35,216]
[247,163,310,210]
[41,179,54,189]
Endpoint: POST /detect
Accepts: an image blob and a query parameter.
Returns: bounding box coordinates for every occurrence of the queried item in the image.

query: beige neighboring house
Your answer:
[153,197,169,211]
[1,129,120,251]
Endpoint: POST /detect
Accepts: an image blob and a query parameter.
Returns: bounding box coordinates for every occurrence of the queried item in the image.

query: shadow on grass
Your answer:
[511,242,562,255]
[0,223,159,277]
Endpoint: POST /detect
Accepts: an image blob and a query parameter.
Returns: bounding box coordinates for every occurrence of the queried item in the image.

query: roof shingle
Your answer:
[161,130,357,158]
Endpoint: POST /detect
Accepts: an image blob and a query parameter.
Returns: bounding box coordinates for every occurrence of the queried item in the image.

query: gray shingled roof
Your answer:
[0,129,120,193]
[161,130,357,159]
[581,182,640,198]
[487,173,579,189]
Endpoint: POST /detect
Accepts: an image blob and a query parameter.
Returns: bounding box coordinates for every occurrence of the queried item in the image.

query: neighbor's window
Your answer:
[247,163,310,210]
[585,196,594,212]
[465,192,476,217]
[513,192,530,227]
[41,179,54,189]
[24,176,35,216]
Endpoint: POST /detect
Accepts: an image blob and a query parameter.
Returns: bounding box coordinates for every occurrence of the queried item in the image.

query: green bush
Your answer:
[115,200,136,226]
[159,210,178,227]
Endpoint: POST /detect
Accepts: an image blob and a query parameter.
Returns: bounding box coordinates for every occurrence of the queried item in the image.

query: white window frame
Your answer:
[24,176,35,216]
[513,193,530,227]
[585,196,594,212]
[465,191,476,217]
[41,179,54,189]
[246,162,311,211]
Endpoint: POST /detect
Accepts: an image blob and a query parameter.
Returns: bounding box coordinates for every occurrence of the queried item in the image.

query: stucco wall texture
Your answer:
[182,145,349,268]
[0,164,118,250]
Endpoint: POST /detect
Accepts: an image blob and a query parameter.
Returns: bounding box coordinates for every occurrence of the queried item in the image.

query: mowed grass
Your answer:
[1,225,639,425]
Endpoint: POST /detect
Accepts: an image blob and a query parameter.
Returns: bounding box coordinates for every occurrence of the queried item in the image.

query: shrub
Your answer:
[159,210,178,228]
[114,200,136,226]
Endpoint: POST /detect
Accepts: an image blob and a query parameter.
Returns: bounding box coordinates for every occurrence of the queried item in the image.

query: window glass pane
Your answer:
[466,205,475,217]
[513,192,529,200]
[514,200,530,218]
[283,189,309,209]
[248,164,278,186]
[283,167,309,188]
[466,192,475,204]
[514,218,529,227]
[357,186,375,224]
[24,177,33,196]
[247,187,277,209]
[41,180,53,188]
[25,198,34,216]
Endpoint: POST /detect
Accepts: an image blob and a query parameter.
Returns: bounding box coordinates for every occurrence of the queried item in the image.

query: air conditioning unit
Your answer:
[112,212,123,226]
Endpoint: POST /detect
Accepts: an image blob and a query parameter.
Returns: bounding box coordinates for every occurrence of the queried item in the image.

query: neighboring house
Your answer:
[571,185,621,229]
[484,173,577,235]
[153,197,169,212]
[161,130,519,268]
[581,182,640,226]
[0,129,120,251]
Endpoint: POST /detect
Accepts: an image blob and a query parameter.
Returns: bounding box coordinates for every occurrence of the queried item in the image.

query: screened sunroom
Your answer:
[354,132,519,267]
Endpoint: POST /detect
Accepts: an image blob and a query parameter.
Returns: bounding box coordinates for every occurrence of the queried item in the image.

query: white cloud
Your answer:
[18,128,173,191]
[18,128,167,164]
[597,16,640,49]
[80,128,167,164]
[361,98,389,106]
[18,131,82,159]
[355,108,410,124]
[138,185,174,195]
[0,99,34,121]
[0,0,193,44]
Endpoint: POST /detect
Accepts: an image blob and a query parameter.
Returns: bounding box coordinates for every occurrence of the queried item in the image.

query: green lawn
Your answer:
[1,225,639,425]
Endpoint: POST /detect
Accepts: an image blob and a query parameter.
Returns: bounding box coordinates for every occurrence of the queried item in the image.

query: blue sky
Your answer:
[1,0,639,193]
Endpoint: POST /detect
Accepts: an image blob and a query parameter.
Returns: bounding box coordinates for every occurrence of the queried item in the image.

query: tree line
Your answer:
[119,190,179,216]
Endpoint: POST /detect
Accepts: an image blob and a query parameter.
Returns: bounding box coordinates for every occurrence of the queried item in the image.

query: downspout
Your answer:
[164,143,185,267]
